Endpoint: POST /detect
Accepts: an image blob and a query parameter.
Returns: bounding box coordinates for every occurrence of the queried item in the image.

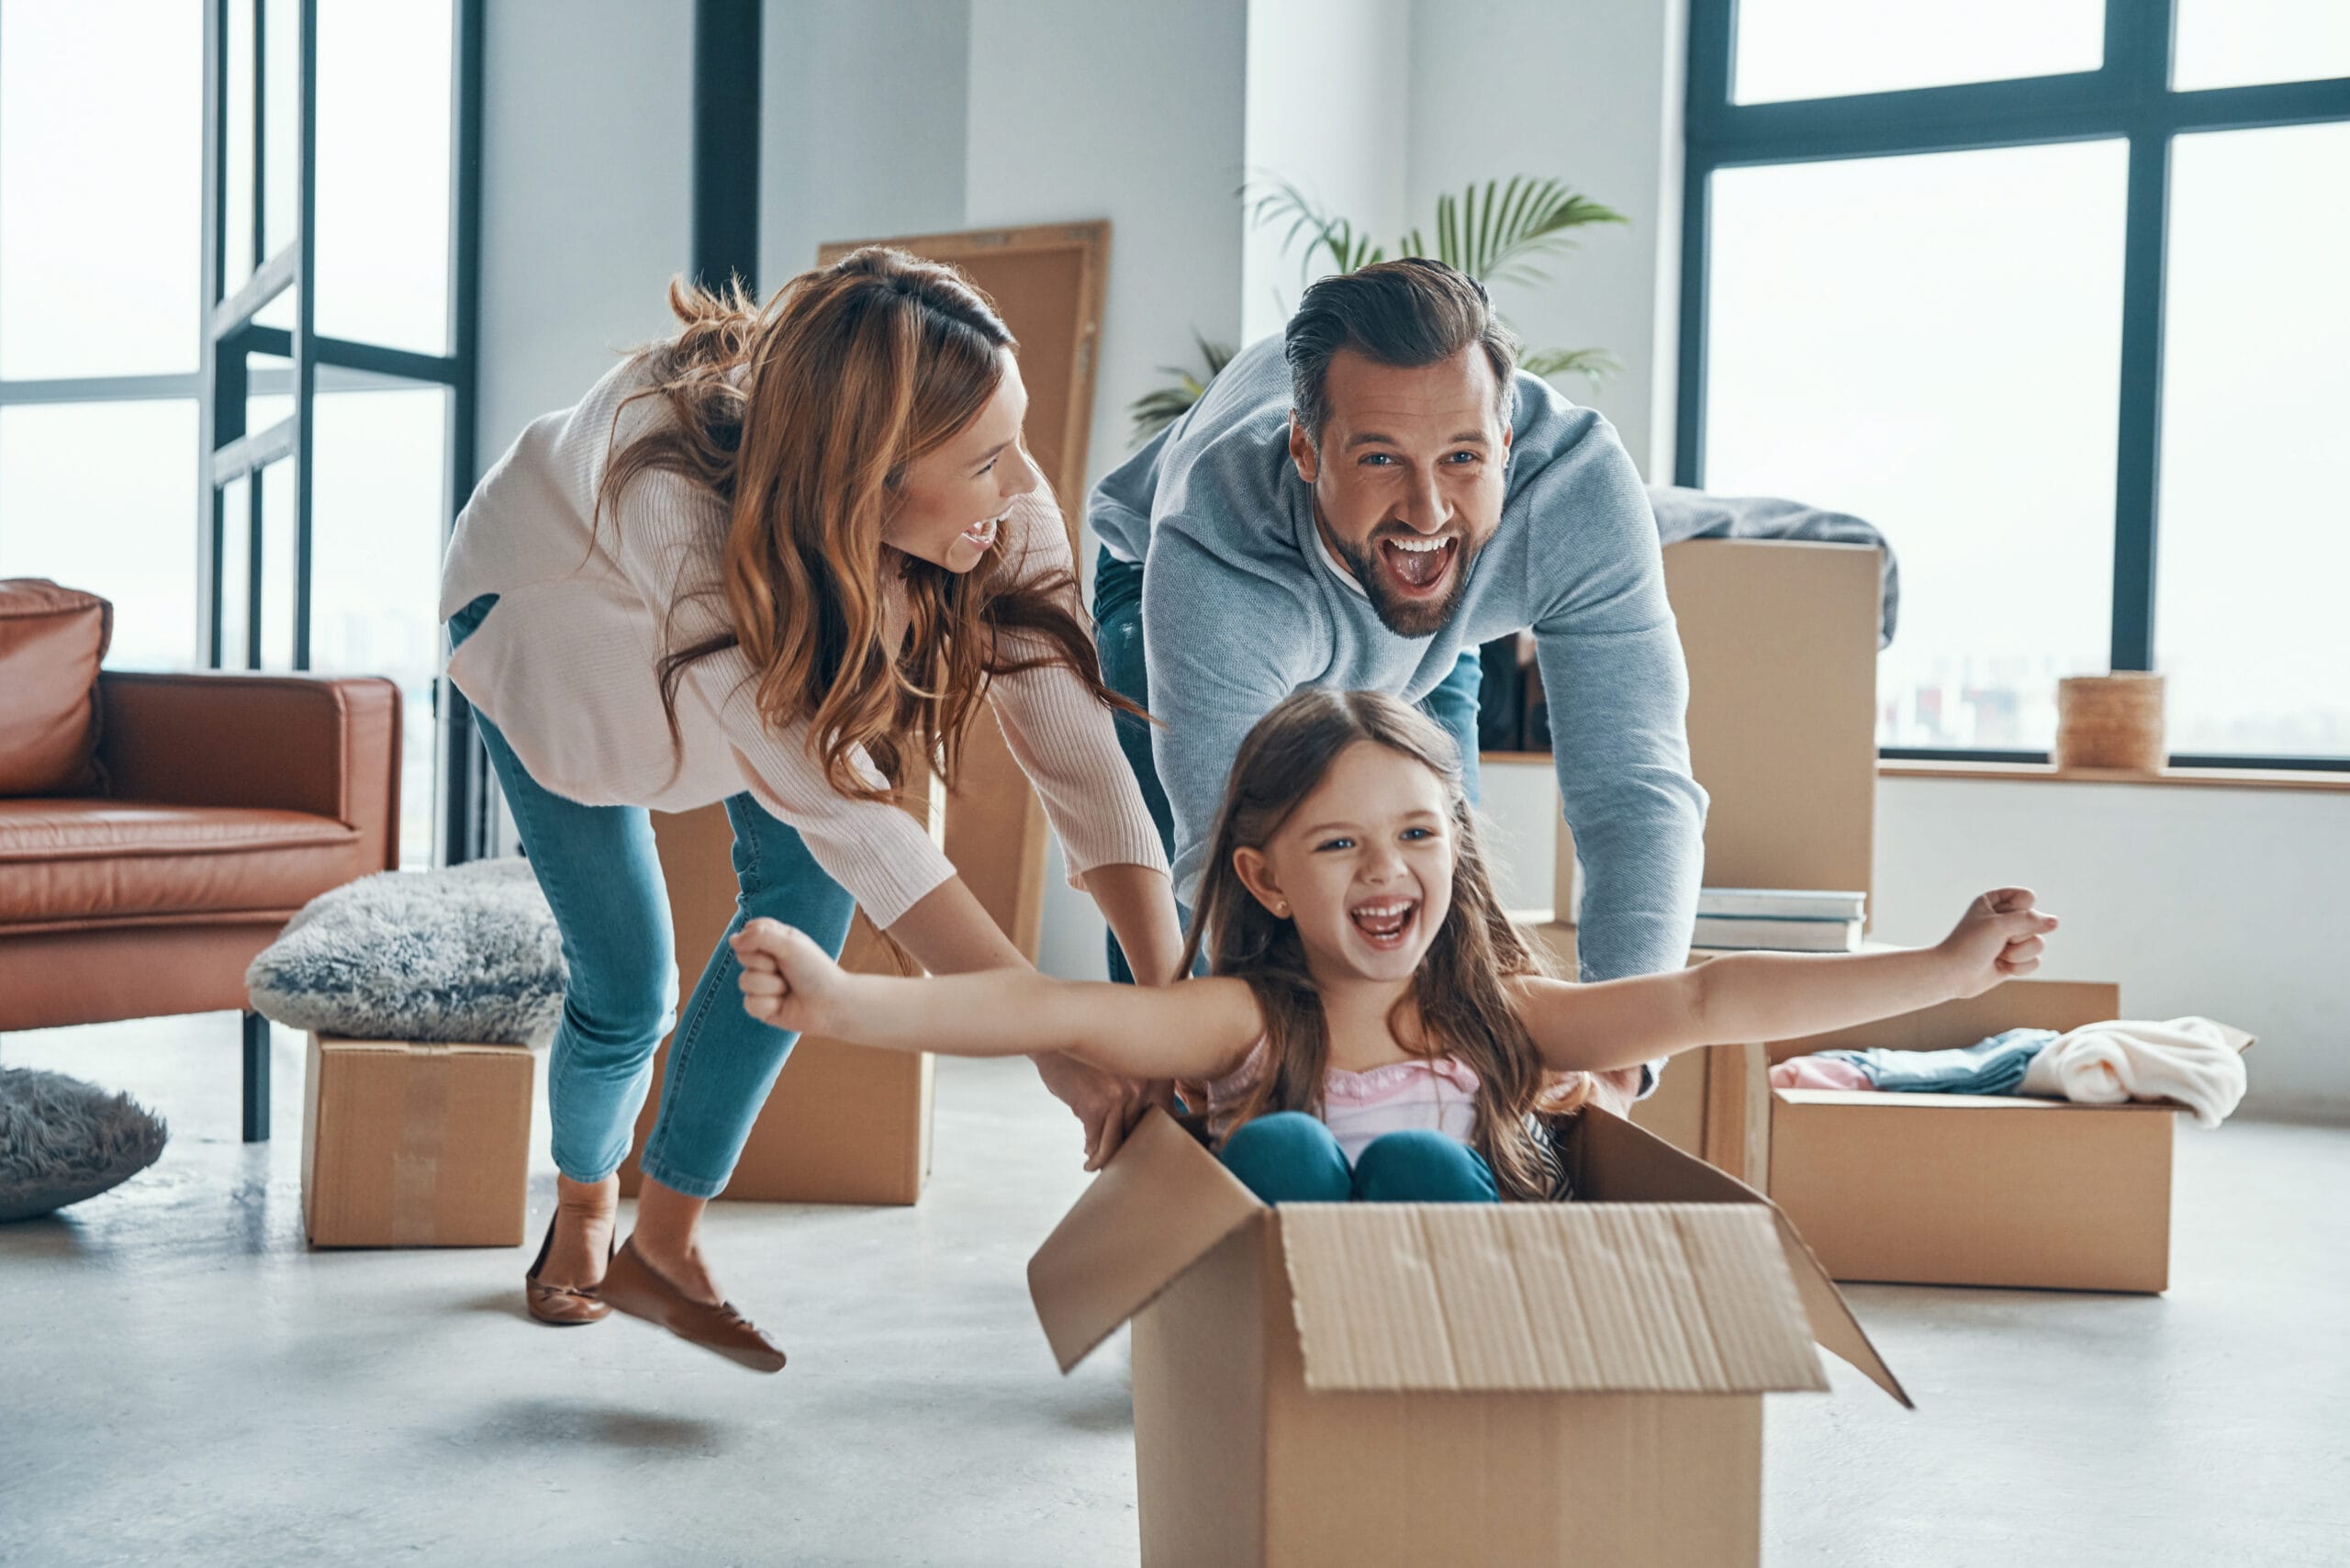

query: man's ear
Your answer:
[1287,412,1319,485]
[1501,421,1514,460]
[1232,845,1288,916]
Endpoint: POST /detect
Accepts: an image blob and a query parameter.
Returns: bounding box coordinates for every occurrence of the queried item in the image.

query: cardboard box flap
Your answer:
[1277,1203,1828,1395]
[1027,1109,1265,1374]
[1572,1108,1913,1408]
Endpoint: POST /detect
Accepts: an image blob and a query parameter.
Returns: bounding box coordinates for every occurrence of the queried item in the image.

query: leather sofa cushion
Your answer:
[0,579,112,797]
[0,799,361,930]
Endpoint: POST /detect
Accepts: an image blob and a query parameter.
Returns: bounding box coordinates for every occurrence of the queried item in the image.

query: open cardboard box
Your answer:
[1764,977,2205,1293]
[1029,1107,1907,1566]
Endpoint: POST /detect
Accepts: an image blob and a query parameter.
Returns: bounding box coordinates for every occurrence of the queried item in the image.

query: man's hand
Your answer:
[1032,1050,1158,1171]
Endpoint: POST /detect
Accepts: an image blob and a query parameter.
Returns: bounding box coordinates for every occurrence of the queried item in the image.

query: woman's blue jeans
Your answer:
[1091,547,1482,984]
[448,593,856,1199]
[1218,1113,1499,1204]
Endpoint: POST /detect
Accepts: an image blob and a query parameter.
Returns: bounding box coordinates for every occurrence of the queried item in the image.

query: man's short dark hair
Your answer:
[1283,258,1520,442]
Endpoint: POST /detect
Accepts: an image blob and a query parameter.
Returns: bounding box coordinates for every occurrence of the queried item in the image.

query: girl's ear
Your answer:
[1232,845,1289,917]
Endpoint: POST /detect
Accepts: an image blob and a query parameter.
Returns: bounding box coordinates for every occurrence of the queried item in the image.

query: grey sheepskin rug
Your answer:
[246,858,567,1047]
[0,1070,169,1222]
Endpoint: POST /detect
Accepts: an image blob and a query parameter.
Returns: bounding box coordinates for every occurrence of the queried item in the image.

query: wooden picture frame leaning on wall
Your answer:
[820,222,1112,960]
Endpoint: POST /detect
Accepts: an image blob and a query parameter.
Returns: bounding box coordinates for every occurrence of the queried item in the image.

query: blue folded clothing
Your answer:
[1818,1028,2059,1096]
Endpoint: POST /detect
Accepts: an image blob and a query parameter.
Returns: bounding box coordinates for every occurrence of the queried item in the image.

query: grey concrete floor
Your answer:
[2,1014,2345,1568]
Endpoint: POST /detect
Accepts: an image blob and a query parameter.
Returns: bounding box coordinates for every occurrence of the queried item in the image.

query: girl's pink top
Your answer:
[1205,1038,1483,1162]
[439,351,1166,927]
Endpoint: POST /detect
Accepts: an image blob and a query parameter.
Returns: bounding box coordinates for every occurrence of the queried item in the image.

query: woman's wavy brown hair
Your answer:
[1178,689,1588,1202]
[595,247,1132,801]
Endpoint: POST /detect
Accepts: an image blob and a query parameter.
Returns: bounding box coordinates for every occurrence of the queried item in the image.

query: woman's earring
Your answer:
[1274,902,1290,918]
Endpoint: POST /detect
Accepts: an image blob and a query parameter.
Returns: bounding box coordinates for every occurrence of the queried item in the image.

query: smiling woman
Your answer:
[434,244,1183,1368]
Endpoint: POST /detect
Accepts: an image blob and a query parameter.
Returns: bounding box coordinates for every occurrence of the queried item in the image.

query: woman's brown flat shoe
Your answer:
[599,1238,787,1373]
[524,1213,615,1326]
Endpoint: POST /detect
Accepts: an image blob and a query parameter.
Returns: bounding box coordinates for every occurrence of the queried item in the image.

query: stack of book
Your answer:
[1691,888,1866,953]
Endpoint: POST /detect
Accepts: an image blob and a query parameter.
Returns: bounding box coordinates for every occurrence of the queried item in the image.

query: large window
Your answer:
[0,0,480,861]
[1681,0,2350,767]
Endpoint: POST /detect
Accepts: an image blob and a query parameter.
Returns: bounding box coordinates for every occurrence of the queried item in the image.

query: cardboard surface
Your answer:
[1653,539,1881,925]
[1763,978,2177,1291]
[618,799,935,1207]
[1277,1203,1825,1394]
[1029,1110,1265,1373]
[1770,1090,2177,1292]
[1040,1108,1891,1565]
[300,1034,533,1249]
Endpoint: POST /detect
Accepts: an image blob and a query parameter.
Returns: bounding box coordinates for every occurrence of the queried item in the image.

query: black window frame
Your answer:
[1676,0,2350,771]
[195,0,487,860]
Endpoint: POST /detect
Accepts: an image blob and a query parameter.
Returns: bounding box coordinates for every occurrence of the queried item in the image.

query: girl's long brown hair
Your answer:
[1178,689,1588,1202]
[597,247,1132,800]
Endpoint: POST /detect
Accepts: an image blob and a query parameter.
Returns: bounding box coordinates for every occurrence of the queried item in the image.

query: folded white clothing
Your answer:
[2018,1015,2255,1128]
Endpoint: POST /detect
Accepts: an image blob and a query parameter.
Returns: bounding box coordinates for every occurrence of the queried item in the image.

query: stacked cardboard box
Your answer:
[301,1033,535,1248]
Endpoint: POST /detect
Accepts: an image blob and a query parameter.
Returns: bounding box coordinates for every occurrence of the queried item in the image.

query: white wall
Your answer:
[760,0,970,283]
[1874,778,2349,1121]
[1404,0,1684,478]
[476,0,693,462]
[965,0,1250,981]
[1241,0,1413,343]
[473,0,695,857]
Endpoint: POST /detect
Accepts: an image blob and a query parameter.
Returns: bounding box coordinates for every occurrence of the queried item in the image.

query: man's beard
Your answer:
[1328,524,1481,639]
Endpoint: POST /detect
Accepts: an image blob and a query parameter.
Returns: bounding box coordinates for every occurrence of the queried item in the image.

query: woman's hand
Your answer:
[731,918,850,1036]
[1031,1050,1158,1172]
[1936,888,2060,998]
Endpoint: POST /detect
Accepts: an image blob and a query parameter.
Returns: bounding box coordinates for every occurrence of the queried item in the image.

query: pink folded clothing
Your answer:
[1770,1057,1877,1092]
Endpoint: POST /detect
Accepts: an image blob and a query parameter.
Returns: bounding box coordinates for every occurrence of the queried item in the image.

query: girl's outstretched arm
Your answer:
[1512,888,2061,1076]
[729,918,1262,1082]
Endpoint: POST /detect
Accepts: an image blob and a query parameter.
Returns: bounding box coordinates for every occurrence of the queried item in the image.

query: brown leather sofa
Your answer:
[0,672,402,1141]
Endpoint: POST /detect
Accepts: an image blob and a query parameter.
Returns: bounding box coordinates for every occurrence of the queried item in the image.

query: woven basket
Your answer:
[2054,673,2165,772]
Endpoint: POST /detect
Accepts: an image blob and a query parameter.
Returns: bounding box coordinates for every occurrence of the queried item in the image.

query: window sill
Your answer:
[1480,751,2350,794]
[1875,758,2350,793]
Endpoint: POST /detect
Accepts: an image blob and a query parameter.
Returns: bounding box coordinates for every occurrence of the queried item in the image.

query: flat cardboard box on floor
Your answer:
[1030,1108,1908,1567]
[301,1033,535,1248]
[1764,977,2197,1293]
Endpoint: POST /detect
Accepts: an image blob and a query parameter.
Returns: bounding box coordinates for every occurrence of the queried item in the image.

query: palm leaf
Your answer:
[1128,332,1237,446]
[1517,345,1619,388]
[1243,174,1382,284]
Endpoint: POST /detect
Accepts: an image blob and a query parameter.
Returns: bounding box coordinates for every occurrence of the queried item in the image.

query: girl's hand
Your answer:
[1936,888,2060,998]
[730,918,849,1035]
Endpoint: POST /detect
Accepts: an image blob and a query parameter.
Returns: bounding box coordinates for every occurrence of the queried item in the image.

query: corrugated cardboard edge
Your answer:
[1027,1109,1266,1374]
[1574,1108,1913,1409]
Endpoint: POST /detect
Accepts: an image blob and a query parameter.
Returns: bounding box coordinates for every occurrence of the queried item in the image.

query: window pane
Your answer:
[317,0,454,354]
[261,0,300,267]
[258,458,297,670]
[1734,0,2104,103]
[310,383,452,866]
[1705,142,2128,750]
[0,0,200,377]
[0,400,199,669]
[219,474,254,667]
[224,0,257,292]
[2156,123,2350,759]
[2174,0,2350,90]
[247,349,297,440]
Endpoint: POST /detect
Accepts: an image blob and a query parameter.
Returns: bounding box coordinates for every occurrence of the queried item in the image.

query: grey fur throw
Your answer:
[0,1070,168,1222]
[246,858,567,1047]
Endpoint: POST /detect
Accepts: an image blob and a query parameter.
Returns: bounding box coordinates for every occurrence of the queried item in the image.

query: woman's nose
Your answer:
[1003,447,1044,499]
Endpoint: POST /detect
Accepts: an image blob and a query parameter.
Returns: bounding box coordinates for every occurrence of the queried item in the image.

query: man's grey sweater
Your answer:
[1089,334,1708,987]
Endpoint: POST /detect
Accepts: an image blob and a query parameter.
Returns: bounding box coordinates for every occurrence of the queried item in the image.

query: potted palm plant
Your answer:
[1129,173,1626,444]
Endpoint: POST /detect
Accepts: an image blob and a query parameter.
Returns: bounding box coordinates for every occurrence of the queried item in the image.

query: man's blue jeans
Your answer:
[1219,1113,1499,1204]
[1091,547,1483,984]
[448,593,857,1198]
